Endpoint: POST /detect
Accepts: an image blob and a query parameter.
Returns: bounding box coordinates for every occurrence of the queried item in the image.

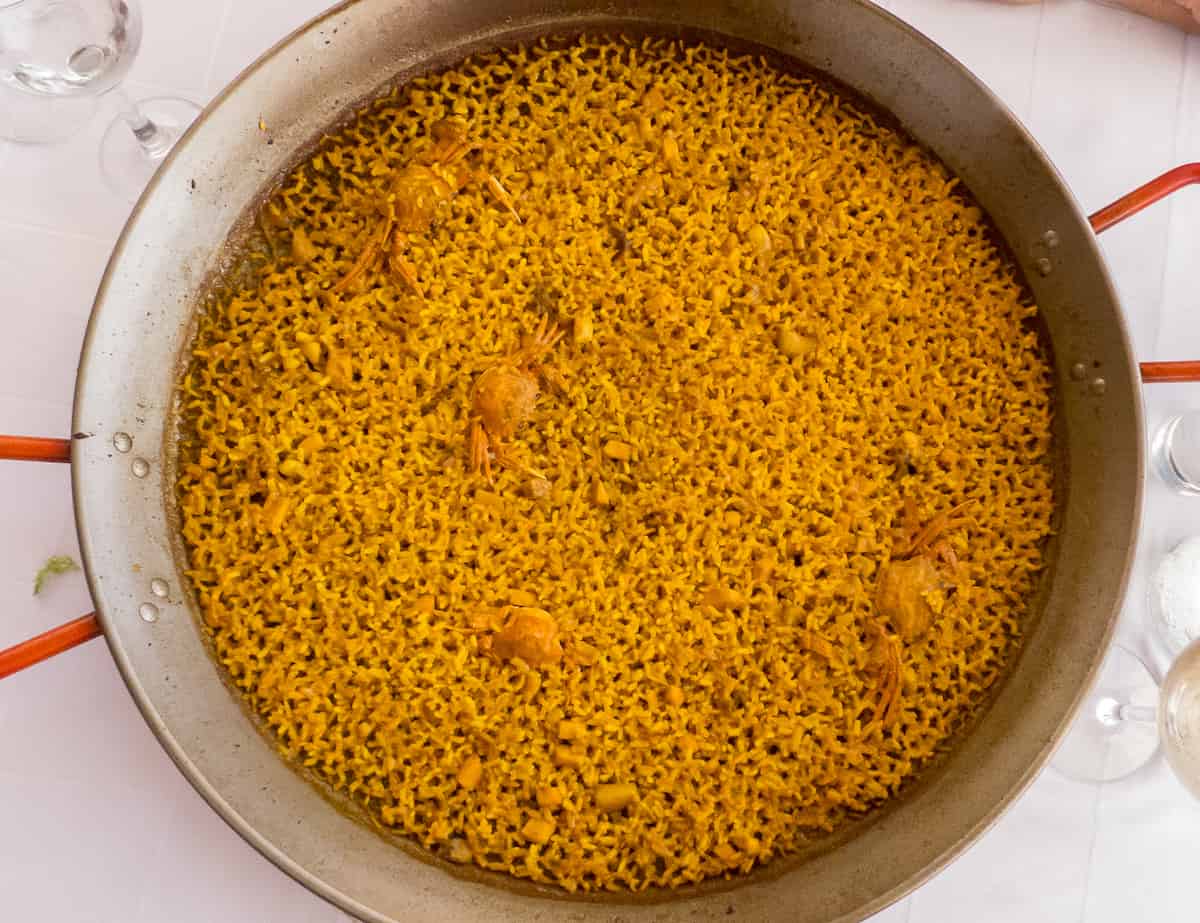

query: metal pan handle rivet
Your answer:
[139,602,160,623]
[150,578,169,598]
[1042,229,1059,248]
[1035,257,1053,276]
[131,457,151,478]
[1070,362,1087,381]
[113,432,133,453]
[1090,377,1107,396]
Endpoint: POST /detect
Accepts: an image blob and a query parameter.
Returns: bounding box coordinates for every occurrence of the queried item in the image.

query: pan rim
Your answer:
[72,1,1143,920]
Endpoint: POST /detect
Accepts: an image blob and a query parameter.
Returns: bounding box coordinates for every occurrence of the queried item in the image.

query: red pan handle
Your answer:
[1089,163,1200,234]
[1,434,98,677]
[1140,361,1200,383]
[1088,162,1200,384]
[0,435,72,462]
[0,614,102,679]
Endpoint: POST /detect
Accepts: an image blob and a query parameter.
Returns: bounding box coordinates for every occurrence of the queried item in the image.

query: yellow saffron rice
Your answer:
[177,36,1055,892]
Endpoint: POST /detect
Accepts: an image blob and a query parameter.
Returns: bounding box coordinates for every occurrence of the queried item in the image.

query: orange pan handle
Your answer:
[0,434,72,462]
[0,613,102,679]
[1088,163,1200,385]
[0,434,100,679]
[1140,361,1200,383]
[1089,163,1200,234]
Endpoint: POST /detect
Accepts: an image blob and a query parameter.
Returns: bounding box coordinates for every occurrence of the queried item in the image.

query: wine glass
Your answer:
[1052,644,1163,783]
[1054,637,1200,794]
[0,0,200,200]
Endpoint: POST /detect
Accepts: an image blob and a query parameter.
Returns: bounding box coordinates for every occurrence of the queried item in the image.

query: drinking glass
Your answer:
[0,0,199,199]
[1152,411,1200,496]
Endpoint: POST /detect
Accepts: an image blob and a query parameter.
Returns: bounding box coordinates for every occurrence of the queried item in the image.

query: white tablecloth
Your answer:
[2,1,1199,920]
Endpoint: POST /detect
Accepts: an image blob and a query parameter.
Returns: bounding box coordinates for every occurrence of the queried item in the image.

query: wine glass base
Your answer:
[1052,645,1159,783]
[99,96,201,203]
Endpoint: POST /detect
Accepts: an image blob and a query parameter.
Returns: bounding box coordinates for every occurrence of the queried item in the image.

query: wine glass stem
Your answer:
[113,88,172,159]
[1098,697,1157,725]
[1118,704,1157,724]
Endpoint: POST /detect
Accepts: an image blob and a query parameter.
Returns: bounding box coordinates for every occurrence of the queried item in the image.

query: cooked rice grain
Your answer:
[178,36,1055,892]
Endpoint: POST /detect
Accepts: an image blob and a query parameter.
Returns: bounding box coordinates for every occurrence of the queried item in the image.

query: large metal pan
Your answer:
[2,1,1200,920]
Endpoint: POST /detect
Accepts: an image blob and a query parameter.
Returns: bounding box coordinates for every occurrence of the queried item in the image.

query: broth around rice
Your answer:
[178,35,1055,892]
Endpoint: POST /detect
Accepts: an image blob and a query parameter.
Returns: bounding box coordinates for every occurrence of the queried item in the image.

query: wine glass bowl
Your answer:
[1,0,140,97]
[0,0,139,142]
[1161,640,1200,797]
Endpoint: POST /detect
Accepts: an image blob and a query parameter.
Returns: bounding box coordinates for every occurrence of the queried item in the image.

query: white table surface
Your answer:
[2,1,1199,921]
